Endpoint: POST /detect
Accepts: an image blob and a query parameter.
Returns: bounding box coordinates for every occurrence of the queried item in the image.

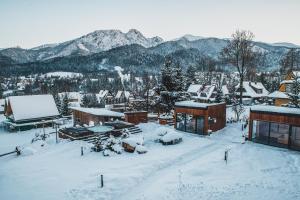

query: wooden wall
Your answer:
[207,103,226,132]
[73,110,122,126]
[174,103,226,134]
[124,111,148,124]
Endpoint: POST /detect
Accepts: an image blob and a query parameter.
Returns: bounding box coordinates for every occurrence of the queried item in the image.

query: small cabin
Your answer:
[124,111,148,124]
[249,105,300,151]
[174,101,226,135]
[71,107,124,126]
[4,95,59,131]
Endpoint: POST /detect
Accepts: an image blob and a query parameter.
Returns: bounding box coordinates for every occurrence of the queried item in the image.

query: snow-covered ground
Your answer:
[0,108,300,200]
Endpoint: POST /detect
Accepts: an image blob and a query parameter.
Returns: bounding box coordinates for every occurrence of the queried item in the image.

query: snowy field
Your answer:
[0,108,300,200]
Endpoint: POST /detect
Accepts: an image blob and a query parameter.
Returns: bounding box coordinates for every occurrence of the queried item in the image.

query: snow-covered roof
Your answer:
[268,91,289,99]
[58,92,81,101]
[71,107,124,117]
[175,101,224,109]
[280,80,294,85]
[0,99,5,106]
[115,91,123,99]
[187,84,202,93]
[235,82,269,98]
[222,85,229,95]
[7,95,59,122]
[99,90,108,98]
[251,105,300,115]
[197,85,216,100]
[45,71,83,78]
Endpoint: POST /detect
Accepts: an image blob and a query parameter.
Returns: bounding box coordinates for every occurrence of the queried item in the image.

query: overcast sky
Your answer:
[0,0,299,48]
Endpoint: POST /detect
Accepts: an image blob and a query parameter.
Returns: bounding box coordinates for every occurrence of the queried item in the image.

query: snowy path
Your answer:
[119,141,223,200]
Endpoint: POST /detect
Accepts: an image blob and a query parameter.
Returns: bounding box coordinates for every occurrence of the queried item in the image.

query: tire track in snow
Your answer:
[118,140,226,200]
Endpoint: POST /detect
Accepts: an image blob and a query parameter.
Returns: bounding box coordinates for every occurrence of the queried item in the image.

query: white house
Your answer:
[235,81,269,105]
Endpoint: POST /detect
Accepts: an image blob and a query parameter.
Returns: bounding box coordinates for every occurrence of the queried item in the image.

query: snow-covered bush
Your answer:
[22,147,37,156]
[160,131,183,145]
[135,145,147,154]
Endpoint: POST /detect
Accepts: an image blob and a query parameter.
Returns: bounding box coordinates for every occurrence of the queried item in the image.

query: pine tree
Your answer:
[161,59,174,91]
[214,89,223,103]
[81,94,89,108]
[288,76,300,108]
[186,65,197,88]
[61,94,70,116]
[89,93,98,108]
[174,63,184,91]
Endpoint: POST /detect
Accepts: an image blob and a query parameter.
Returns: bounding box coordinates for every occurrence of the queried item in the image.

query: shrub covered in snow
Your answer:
[135,145,147,154]
[160,131,183,145]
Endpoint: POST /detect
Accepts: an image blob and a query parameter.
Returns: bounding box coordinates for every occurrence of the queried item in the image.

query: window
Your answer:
[291,126,300,150]
[176,113,185,132]
[252,120,289,147]
[186,114,196,133]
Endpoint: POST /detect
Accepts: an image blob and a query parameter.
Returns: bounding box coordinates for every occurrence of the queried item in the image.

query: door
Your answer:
[196,117,204,135]
[290,126,300,151]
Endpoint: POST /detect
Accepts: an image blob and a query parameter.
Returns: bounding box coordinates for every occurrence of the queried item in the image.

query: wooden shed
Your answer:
[71,107,124,126]
[249,105,300,151]
[124,111,148,124]
[174,101,226,135]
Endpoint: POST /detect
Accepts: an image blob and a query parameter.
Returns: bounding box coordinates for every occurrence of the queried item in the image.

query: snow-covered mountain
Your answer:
[271,42,300,48]
[173,34,205,41]
[0,29,163,63]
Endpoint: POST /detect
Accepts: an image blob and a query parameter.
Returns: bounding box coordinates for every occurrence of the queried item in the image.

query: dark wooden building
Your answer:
[124,111,148,124]
[71,107,124,126]
[174,101,226,135]
[249,105,300,151]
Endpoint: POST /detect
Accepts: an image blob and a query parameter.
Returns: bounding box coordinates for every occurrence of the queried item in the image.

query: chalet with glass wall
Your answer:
[249,105,300,151]
[174,101,226,135]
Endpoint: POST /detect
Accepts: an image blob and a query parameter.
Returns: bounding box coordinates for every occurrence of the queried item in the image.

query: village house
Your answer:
[114,90,131,104]
[187,84,229,103]
[269,70,300,106]
[235,81,269,105]
[98,90,114,104]
[3,95,60,131]
[174,101,226,135]
[249,105,300,151]
[267,91,290,106]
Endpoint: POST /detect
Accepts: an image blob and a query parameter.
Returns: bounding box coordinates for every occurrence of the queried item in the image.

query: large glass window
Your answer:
[269,123,289,147]
[253,120,290,148]
[186,114,196,133]
[197,117,204,135]
[176,113,186,132]
[291,126,300,150]
[254,121,269,144]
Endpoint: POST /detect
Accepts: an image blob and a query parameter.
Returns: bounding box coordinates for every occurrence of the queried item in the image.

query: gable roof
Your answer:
[187,84,202,93]
[7,95,59,122]
[235,82,269,98]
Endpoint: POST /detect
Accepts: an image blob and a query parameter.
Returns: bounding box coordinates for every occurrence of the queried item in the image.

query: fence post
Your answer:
[101,174,104,188]
[81,146,83,156]
[224,150,228,164]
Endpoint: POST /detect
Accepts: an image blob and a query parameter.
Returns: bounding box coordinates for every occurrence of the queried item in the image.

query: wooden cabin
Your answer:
[71,107,124,126]
[124,111,148,124]
[248,105,300,151]
[267,91,290,106]
[4,95,59,131]
[174,101,226,135]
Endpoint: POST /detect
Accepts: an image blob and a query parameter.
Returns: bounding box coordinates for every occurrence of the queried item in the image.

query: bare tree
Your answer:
[220,30,258,104]
[280,48,300,73]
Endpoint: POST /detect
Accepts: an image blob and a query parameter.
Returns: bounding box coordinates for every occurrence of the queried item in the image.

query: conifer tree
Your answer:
[61,94,70,116]
[81,94,89,108]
